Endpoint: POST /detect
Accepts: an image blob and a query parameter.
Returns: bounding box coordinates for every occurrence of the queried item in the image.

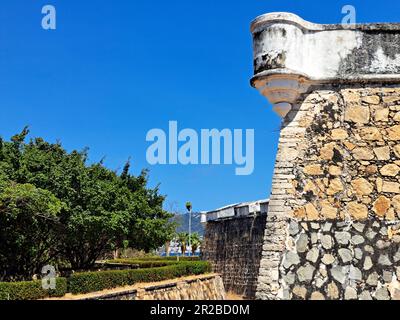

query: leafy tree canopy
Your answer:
[0,128,175,278]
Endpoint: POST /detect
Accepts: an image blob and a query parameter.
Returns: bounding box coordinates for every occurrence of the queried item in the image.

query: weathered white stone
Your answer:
[351,235,365,245]
[349,265,362,281]
[310,291,325,300]
[306,247,320,263]
[335,232,351,245]
[375,287,390,300]
[359,291,373,300]
[292,286,307,299]
[327,282,339,299]
[311,232,319,244]
[366,272,379,286]
[338,248,353,263]
[353,222,365,233]
[378,254,392,266]
[364,245,375,254]
[331,266,347,284]
[394,248,400,262]
[383,271,393,283]
[354,248,363,260]
[288,221,300,236]
[321,235,333,250]
[322,254,336,265]
[366,229,377,240]
[282,272,296,285]
[345,287,358,300]
[363,256,373,271]
[283,251,300,269]
[296,264,315,283]
[377,240,390,249]
[296,233,309,253]
[322,222,332,232]
[315,277,326,289]
[310,223,320,230]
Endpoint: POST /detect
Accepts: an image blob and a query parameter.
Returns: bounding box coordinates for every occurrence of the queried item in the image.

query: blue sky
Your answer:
[1,0,400,213]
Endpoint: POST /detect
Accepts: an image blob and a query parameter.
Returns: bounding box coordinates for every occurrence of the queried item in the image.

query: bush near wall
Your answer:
[104,260,174,268]
[136,256,200,262]
[103,257,200,269]
[69,261,211,294]
[0,259,210,299]
[0,278,68,300]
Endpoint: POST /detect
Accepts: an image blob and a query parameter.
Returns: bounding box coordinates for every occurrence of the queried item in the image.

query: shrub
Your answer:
[0,259,211,299]
[106,256,200,267]
[0,278,68,300]
[104,260,173,268]
[68,261,211,295]
[136,256,200,262]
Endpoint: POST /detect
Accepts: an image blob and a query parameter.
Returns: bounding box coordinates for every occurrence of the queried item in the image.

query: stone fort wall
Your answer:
[203,213,267,299]
[202,12,400,301]
[256,85,400,300]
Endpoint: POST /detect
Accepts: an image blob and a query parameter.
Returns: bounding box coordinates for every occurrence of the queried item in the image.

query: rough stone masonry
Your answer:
[203,201,268,299]
[251,13,400,300]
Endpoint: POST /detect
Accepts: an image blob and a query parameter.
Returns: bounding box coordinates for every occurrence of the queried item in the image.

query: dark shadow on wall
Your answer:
[202,213,267,300]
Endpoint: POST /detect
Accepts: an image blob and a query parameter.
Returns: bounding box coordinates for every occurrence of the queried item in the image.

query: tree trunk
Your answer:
[113,248,120,260]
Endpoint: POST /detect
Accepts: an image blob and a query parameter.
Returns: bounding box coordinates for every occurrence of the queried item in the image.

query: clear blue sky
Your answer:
[1,0,399,212]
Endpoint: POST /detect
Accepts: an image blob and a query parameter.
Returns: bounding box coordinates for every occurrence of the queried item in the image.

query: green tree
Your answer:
[0,183,64,280]
[0,128,174,274]
[190,233,201,255]
[120,163,176,254]
[177,232,189,256]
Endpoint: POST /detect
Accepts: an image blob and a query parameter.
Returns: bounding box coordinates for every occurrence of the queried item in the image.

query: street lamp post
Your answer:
[186,202,192,257]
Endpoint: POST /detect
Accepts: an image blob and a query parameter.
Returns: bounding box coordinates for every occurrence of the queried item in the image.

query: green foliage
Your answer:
[0,183,64,280]
[111,256,200,262]
[0,259,209,299]
[177,232,189,255]
[190,233,202,255]
[68,261,211,294]
[0,128,175,278]
[128,210,177,254]
[0,278,67,300]
[104,256,200,268]
[105,260,173,268]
